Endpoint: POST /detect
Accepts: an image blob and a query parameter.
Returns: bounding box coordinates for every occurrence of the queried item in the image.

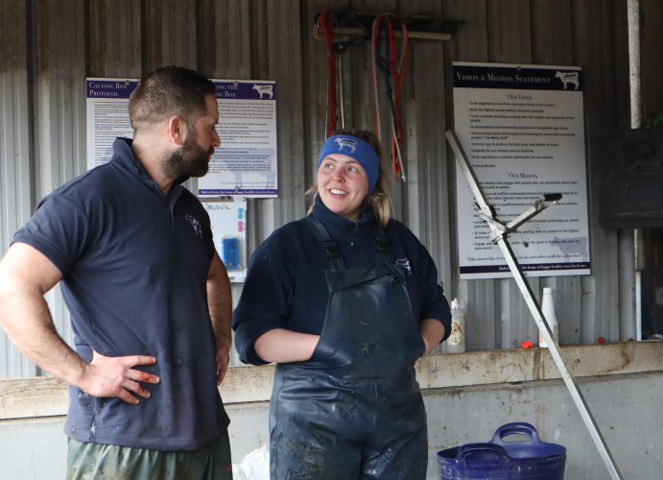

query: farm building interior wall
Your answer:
[3,1,663,479]
[0,0,635,377]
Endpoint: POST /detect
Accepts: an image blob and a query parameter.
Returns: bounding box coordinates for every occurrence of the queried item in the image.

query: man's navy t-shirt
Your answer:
[13,138,229,451]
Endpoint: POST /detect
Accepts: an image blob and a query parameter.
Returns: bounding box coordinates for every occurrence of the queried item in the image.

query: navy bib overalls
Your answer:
[269,214,429,480]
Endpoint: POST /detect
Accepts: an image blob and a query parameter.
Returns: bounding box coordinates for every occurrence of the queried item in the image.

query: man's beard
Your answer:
[163,128,214,180]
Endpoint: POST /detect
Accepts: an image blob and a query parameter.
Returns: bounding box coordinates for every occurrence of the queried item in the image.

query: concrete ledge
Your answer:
[1,341,661,420]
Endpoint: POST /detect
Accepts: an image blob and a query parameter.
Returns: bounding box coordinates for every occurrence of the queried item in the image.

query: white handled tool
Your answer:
[446,129,623,480]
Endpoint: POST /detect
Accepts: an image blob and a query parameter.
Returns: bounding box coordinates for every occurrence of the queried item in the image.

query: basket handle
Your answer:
[458,443,510,469]
[490,422,543,446]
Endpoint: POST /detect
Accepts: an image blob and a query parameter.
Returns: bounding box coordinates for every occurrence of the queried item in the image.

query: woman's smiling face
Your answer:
[317,154,369,221]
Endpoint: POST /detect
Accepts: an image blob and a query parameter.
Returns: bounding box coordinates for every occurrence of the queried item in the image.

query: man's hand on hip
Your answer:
[79,350,161,404]
[0,244,161,401]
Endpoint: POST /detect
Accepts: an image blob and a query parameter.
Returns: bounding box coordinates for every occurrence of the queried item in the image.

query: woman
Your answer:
[232,128,451,480]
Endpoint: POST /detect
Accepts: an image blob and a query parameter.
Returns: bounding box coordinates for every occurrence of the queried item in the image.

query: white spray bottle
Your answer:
[447,298,466,354]
[539,287,558,348]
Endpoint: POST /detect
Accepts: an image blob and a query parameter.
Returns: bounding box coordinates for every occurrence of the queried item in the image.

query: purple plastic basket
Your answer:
[437,422,566,480]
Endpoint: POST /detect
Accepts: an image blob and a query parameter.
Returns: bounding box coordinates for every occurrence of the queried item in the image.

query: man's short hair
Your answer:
[129,66,216,134]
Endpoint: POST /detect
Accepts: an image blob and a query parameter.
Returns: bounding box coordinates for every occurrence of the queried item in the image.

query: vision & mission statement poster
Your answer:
[453,62,591,279]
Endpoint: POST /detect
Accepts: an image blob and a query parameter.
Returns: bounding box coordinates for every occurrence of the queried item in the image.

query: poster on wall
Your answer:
[204,200,248,283]
[453,62,590,279]
[86,78,278,199]
[198,80,278,198]
[86,78,138,170]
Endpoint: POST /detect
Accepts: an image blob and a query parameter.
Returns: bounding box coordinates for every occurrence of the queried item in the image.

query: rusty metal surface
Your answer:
[89,0,142,78]
[641,0,663,121]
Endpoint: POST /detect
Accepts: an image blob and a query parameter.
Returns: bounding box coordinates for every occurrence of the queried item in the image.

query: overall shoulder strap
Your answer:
[303,214,346,270]
[372,222,391,265]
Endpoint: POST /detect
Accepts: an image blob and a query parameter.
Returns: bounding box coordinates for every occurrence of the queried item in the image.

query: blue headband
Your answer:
[318,134,380,193]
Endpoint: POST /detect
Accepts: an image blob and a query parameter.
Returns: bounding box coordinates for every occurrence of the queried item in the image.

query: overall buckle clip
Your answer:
[320,240,341,259]
[374,235,390,254]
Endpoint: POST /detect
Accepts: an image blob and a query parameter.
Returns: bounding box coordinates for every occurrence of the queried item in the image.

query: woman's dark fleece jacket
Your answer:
[232,195,452,366]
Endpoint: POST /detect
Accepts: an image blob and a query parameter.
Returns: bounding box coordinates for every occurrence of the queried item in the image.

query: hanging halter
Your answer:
[372,15,408,182]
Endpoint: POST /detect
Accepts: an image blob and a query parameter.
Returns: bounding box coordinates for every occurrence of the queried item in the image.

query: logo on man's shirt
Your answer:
[185,214,203,238]
[396,258,412,274]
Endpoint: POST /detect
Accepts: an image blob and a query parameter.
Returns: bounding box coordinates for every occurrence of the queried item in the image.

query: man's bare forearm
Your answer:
[0,243,88,386]
[207,252,233,345]
[0,243,159,403]
[207,251,233,384]
[0,283,88,386]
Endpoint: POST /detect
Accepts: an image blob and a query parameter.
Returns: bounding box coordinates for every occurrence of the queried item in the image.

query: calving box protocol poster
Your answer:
[453,62,590,279]
[86,78,138,169]
[198,80,278,198]
[86,78,278,199]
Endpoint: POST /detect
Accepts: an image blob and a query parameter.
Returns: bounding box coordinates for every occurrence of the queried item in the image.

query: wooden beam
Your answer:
[1,342,661,420]
[312,26,451,42]
[0,377,68,419]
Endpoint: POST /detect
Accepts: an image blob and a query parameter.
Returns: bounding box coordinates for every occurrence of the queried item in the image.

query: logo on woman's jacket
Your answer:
[396,258,412,274]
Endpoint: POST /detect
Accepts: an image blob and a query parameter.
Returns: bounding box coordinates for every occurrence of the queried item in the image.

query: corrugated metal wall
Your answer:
[0,0,633,377]
[0,0,36,377]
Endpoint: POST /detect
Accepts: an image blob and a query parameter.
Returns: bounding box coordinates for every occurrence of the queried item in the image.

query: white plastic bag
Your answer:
[232,445,270,480]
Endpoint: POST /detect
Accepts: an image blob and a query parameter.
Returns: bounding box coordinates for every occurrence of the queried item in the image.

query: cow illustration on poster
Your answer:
[452,61,589,279]
[253,84,274,99]
[555,71,580,90]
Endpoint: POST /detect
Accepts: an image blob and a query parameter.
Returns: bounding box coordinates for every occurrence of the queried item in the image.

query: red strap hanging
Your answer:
[387,21,402,147]
[372,15,385,137]
[373,15,408,180]
[319,8,337,137]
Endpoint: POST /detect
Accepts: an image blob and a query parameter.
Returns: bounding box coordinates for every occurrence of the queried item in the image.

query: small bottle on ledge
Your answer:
[447,298,466,354]
[539,287,558,348]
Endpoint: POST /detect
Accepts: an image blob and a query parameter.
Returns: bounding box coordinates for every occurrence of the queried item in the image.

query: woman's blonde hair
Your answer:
[306,128,392,227]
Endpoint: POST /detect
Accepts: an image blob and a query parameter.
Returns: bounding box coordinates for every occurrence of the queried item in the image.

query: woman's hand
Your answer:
[419,318,446,355]
[254,329,320,363]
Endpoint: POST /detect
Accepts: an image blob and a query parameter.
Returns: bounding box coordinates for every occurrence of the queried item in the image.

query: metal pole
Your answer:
[446,130,624,480]
[628,0,642,342]
[338,54,346,129]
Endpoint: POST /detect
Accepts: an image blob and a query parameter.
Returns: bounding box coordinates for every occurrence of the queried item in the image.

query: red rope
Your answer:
[387,21,402,148]
[319,8,337,137]
[372,15,384,137]
[371,14,409,181]
[397,23,408,104]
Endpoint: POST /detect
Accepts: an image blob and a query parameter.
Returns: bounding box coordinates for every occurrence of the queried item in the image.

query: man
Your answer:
[0,66,233,479]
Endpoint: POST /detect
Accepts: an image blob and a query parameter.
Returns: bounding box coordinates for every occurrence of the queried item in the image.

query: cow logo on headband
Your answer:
[334,138,357,153]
